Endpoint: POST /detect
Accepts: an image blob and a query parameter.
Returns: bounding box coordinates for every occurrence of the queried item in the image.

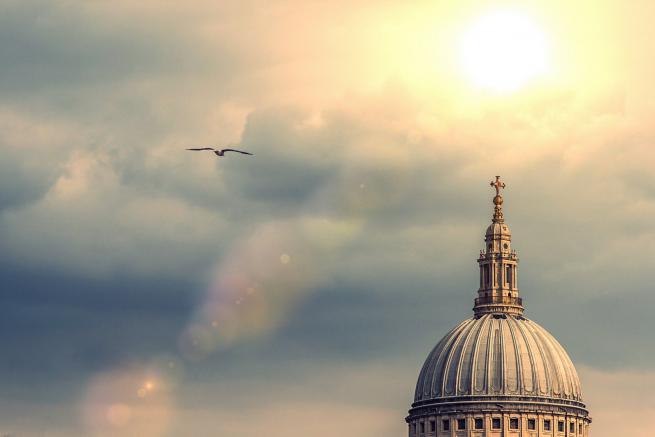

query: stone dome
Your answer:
[406,177,590,437]
[414,313,584,406]
[485,222,511,238]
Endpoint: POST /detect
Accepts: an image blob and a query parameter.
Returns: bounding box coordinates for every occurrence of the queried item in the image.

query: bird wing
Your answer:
[221,148,253,155]
[186,147,215,151]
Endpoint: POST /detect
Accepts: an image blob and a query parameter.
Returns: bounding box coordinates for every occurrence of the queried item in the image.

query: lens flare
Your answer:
[81,365,175,437]
[181,217,363,359]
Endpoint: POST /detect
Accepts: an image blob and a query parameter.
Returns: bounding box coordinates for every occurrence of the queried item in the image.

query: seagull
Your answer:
[186,146,253,157]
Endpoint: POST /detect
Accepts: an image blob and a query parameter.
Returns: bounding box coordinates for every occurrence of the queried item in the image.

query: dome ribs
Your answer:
[474,314,493,394]
[432,319,473,396]
[506,315,530,394]
[457,313,486,395]
[500,317,520,394]
[523,320,554,396]
[491,322,504,393]
[542,328,579,400]
[527,321,565,398]
[444,319,473,396]
[417,322,450,398]
[413,316,584,405]
[417,319,471,400]
[415,328,449,398]
[432,319,472,398]
[518,318,544,395]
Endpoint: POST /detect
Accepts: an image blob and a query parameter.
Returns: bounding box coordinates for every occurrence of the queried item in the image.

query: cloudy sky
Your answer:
[1,1,654,436]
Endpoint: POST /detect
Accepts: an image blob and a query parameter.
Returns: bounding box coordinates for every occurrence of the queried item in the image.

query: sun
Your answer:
[458,10,550,93]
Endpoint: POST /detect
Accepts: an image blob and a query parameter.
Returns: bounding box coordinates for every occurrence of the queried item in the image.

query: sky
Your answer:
[1,0,654,436]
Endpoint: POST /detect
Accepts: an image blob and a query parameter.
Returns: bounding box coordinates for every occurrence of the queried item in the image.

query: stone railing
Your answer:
[474,296,523,306]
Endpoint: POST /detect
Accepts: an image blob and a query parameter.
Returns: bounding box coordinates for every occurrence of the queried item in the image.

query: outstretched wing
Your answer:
[186,147,215,151]
[221,148,253,155]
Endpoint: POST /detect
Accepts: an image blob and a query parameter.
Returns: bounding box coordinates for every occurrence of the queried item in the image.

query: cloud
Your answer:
[1,150,227,279]
[0,1,655,435]
[0,107,82,210]
[3,87,655,368]
[0,1,245,101]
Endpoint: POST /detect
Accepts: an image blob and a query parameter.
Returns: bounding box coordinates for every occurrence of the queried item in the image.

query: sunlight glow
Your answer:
[458,10,550,93]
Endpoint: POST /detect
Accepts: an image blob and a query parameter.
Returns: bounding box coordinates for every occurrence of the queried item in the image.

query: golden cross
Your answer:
[490,175,506,196]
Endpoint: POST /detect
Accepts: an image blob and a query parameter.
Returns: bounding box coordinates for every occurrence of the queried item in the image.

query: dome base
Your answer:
[406,404,591,437]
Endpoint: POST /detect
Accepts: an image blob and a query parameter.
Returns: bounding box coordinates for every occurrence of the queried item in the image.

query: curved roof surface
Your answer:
[414,313,583,404]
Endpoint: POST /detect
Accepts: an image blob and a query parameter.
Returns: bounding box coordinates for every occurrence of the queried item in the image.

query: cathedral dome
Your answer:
[414,314,583,405]
[406,176,590,436]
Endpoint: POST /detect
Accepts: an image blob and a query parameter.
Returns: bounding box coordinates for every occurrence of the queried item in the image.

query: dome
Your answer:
[414,313,584,406]
[406,177,590,436]
[485,222,511,239]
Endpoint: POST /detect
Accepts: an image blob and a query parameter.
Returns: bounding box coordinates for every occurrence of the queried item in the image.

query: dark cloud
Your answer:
[224,109,339,205]
[0,1,243,101]
[0,148,56,210]
[0,266,198,380]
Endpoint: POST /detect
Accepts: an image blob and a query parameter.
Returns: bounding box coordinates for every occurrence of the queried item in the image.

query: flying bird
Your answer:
[186,146,253,157]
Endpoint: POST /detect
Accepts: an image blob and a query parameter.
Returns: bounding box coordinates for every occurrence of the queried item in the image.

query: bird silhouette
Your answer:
[186,146,253,157]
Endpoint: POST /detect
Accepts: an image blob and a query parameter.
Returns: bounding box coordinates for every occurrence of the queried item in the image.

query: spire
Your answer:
[473,176,523,317]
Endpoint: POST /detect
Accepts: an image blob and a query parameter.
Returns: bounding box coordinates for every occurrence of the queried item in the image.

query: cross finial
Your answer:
[489,176,506,223]
[490,176,506,196]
